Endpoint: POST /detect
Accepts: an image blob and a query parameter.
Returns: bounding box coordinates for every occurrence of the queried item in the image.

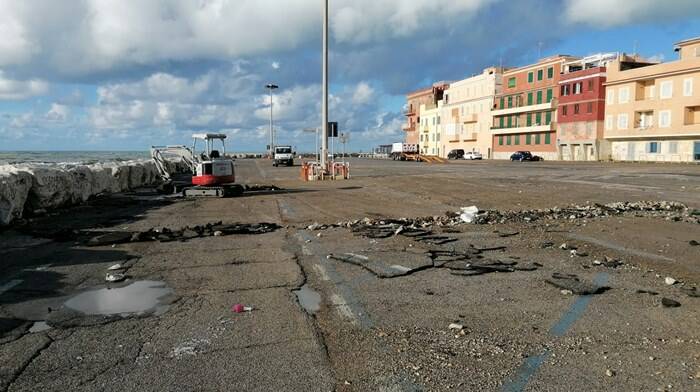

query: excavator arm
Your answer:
[150,145,196,182]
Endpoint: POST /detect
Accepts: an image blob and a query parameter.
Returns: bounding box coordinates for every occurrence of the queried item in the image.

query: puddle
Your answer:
[29,321,51,333]
[294,284,321,314]
[64,280,174,316]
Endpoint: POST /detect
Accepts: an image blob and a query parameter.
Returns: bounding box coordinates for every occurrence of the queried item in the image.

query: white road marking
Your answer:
[0,279,23,295]
[313,264,331,281]
[330,294,358,325]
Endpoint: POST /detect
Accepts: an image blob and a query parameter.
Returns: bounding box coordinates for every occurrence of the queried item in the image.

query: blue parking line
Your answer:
[501,273,609,391]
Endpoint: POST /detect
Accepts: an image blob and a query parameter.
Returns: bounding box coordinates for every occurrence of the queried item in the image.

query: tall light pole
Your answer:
[266,83,279,158]
[320,0,329,169]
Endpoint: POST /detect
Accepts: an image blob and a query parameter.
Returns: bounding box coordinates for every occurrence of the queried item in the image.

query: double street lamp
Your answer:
[266,83,279,157]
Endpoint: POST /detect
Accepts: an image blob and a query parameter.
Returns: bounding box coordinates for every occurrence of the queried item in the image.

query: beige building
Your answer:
[418,103,442,156]
[604,37,700,162]
[439,67,504,158]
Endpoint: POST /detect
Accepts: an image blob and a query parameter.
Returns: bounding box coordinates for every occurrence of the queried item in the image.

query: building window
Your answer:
[526,134,532,144]
[536,90,543,104]
[537,69,543,81]
[587,102,593,113]
[500,97,505,109]
[606,89,615,105]
[508,77,516,88]
[618,113,629,129]
[562,105,568,116]
[574,83,582,94]
[499,117,504,128]
[528,72,534,83]
[506,135,512,145]
[574,104,580,114]
[507,115,513,128]
[547,67,554,79]
[561,85,568,96]
[588,80,594,91]
[444,94,449,104]
[659,110,671,128]
[660,80,673,99]
[535,134,541,144]
[618,87,630,103]
[515,135,520,145]
[437,116,441,124]
[669,141,678,154]
[526,113,533,126]
[545,133,551,144]
[605,115,614,130]
[527,92,533,105]
[648,142,659,153]
[507,96,513,108]
[545,111,552,125]
[535,112,542,125]
[499,135,504,145]
[546,89,553,103]
[684,78,693,97]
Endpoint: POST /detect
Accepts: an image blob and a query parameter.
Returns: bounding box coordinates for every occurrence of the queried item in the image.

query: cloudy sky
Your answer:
[1,0,699,152]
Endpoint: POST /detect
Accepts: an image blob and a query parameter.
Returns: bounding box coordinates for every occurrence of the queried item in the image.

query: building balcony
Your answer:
[492,100,556,116]
[402,123,416,132]
[492,123,555,135]
[403,108,416,116]
[462,114,478,123]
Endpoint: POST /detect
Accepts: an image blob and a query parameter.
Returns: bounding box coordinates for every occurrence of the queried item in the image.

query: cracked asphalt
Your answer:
[1,158,699,391]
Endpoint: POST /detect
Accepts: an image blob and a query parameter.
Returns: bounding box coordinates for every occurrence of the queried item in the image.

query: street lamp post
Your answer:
[303,127,320,162]
[266,83,279,158]
[320,0,329,169]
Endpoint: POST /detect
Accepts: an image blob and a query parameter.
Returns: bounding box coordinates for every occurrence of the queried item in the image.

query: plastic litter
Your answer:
[459,206,479,223]
[231,304,253,313]
[105,273,126,283]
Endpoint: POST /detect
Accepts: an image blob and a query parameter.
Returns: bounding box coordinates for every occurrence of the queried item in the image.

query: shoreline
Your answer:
[0,159,183,226]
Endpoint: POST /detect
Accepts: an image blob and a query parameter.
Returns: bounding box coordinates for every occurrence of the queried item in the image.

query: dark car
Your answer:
[447,149,465,160]
[510,151,543,162]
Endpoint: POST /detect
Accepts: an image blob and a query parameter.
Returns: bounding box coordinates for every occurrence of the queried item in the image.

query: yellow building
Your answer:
[440,67,503,158]
[605,37,700,162]
[419,103,442,156]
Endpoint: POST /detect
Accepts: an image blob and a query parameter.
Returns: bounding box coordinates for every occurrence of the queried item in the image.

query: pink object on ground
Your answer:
[232,304,245,313]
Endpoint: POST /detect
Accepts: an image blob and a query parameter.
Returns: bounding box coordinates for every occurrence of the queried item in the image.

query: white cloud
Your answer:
[351,82,374,105]
[564,0,700,27]
[271,61,280,69]
[0,70,48,100]
[46,103,70,122]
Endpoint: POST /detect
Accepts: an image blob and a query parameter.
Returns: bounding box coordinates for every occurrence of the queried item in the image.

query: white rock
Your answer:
[665,277,677,286]
[448,323,464,330]
[0,168,33,225]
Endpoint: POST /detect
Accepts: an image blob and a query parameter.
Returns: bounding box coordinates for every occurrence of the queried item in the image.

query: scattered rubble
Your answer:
[306,201,696,236]
[545,273,609,295]
[86,222,280,246]
[661,298,681,308]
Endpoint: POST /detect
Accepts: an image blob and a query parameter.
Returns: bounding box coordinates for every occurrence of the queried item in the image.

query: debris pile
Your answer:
[329,246,540,279]
[305,201,694,235]
[87,222,280,246]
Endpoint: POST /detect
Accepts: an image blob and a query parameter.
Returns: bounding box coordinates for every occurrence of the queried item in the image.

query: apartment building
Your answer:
[491,55,578,160]
[557,54,619,161]
[403,83,448,146]
[605,37,700,162]
[419,102,442,156]
[439,67,503,158]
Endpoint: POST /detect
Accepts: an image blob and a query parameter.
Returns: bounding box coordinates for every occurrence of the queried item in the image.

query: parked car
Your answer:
[510,151,543,162]
[463,151,483,160]
[447,149,465,160]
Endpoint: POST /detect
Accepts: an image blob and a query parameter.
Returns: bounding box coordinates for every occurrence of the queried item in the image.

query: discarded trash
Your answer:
[606,369,615,377]
[661,298,681,308]
[448,323,464,330]
[231,304,253,313]
[107,263,124,271]
[213,231,223,237]
[105,273,126,283]
[459,206,479,223]
[560,290,573,296]
[664,277,677,286]
[545,273,608,295]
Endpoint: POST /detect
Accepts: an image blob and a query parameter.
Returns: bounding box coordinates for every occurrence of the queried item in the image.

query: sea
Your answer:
[0,151,150,166]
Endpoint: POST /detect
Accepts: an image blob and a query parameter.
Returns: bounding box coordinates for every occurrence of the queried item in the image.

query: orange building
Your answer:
[491,55,578,160]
